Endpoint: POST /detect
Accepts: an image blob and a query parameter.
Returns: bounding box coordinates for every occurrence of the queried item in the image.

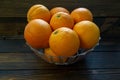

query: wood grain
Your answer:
[0,1,120,80]
[0,69,120,80]
[0,17,120,36]
[0,39,119,70]
[0,0,120,36]
[0,0,120,17]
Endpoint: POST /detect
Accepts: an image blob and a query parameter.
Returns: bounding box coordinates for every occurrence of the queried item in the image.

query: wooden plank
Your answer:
[0,0,120,17]
[0,39,119,52]
[0,17,120,37]
[0,17,26,36]
[0,51,120,70]
[0,40,119,79]
[0,69,120,80]
[0,22,26,36]
[0,39,32,53]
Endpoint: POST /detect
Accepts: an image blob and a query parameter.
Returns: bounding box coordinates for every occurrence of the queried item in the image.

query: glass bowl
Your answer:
[27,41,99,65]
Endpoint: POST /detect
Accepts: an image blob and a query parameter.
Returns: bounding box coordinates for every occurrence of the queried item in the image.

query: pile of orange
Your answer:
[24,4,100,63]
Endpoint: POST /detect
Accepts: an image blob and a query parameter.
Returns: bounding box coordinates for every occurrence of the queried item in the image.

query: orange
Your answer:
[27,4,51,22]
[50,7,70,16]
[73,20,100,49]
[71,7,93,23]
[24,19,52,49]
[49,27,80,57]
[50,12,74,30]
[44,48,67,63]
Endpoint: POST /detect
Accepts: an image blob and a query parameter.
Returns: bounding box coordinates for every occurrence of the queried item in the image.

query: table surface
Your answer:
[0,37,119,80]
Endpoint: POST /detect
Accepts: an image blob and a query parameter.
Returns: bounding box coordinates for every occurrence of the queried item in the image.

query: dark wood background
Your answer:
[0,0,120,80]
[0,0,120,17]
[0,0,120,37]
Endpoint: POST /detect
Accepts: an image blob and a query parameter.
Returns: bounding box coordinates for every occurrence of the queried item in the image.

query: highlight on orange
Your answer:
[73,20,100,49]
[49,27,80,57]
[71,7,93,23]
[50,7,70,16]
[50,12,74,30]
[27,4,51,22]
[24,19,52,49]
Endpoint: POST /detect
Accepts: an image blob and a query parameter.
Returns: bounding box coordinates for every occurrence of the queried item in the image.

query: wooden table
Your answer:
[0,0,120,80]
[0,36,119,80]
